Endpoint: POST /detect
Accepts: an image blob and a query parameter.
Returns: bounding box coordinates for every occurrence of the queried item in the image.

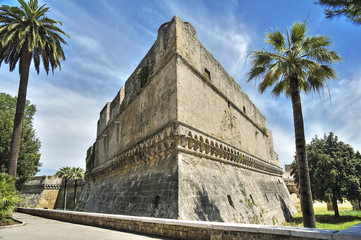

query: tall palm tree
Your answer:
[0,0,69,177]
[247,22,341,228]
[71,167,84,207]
[56,166,72,210]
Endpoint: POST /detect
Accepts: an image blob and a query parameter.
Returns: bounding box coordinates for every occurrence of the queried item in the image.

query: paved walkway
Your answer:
[0,213,171,240]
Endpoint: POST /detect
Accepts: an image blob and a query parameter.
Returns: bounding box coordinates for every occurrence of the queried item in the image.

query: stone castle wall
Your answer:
[78,154,178,218]
[93,33,178,170]
[175,20,277,165]
[78,16,296,224]
[19,176,62,209]
[178,152,292,225]
[54,180,85,210]
[20,176,85,210]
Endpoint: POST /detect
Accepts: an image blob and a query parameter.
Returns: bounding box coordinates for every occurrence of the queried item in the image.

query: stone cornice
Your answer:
[86,122,283,180]
[21,184,61,191]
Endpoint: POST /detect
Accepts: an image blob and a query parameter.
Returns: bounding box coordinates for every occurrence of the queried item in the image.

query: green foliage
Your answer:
[246,197,254,209]
[247,22,342,98]
[229,75,239,86]
[56,166,85,210]
[247,22,341,228]
[0,0,70,73]
[261,127,267,134]
[291,132,361,217]
[0,173,23,220]
[203,72,210,81]
[285,210,361,230]
[136,66,149,87]
[56,166,72,179]
[317,0,361,24]
[254,125,268,135]
[71,167,84,180]
[0,93,41,187]
[56,166,85,182]
[237,155,243,164]
[0,0,68,178]
[272,216,278,225]
[239,183,247,197]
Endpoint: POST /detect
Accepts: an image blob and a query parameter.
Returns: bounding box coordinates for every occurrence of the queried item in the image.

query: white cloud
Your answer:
[27,81,103,174]
[304,70,361,153]
[2,0,359,177]
[272,126,296,167]
[250,69,361,167]
[74,35,101,54]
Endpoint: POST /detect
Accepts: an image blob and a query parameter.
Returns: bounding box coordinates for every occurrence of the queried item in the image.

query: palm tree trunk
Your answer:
[290,77,316,228]
[74,179,78,207]
[8,48,32,177]
[63,178,68,210]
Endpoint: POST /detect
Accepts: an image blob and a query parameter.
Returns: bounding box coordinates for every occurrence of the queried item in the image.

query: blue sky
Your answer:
[1,0,360,175]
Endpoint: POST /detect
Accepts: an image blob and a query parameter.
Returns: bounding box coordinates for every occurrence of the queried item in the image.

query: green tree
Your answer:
[247,22,342,227]
[291,133,361,218]
[0,173,23,222]
[56,166,72,210]
[71,167,84,207]
[0,0,69,177]
[354,151,361,210]
[317,0,361,24]
[0,93,41,187]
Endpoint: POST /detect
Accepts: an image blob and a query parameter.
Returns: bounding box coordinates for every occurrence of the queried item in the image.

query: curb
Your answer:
[0,217,25,229]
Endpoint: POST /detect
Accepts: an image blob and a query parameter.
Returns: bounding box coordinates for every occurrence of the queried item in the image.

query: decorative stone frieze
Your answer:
[86,121,282,180]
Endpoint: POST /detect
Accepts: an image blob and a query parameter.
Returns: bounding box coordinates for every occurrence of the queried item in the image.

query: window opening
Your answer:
[153,196,160,209]
[204,68,211,81]
[227,195,235,209]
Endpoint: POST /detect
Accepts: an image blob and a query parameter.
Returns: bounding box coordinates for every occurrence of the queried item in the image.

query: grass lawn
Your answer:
[0,218,21,227]
[284,210,361,230]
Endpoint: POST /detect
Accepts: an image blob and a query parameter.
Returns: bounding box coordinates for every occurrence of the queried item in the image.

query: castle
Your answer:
[76,16,297,225]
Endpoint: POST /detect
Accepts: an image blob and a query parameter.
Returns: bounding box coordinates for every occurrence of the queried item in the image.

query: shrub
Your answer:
[0,173,23,220]
[136,66,149,87]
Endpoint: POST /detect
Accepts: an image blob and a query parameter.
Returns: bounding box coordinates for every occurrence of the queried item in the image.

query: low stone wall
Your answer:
[19,176,85,210]
[17,208,361,240]
[19,176,62,209]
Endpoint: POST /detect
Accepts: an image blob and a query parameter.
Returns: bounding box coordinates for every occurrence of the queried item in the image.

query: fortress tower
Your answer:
[77,16,297,225]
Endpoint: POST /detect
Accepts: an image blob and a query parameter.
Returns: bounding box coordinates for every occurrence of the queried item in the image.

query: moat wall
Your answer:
[78,153,178,218]
[178,152,293,225]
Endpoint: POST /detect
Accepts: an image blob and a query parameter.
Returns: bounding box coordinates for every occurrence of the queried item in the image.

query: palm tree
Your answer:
[71,167,84,207]
[0,0,69,177]
[56,166,72,210]
[247,22,341,228]
[317,0,361,24]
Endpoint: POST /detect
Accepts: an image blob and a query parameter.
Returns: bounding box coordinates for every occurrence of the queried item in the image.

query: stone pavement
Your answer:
[0,213,171,240]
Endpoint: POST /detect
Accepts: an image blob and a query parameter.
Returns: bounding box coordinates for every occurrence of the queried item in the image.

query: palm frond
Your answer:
[271,79,289,97]
[308,47,342,64]
[247,21,341,98]
[0,0,69,74]
[247,66,266,82]
[33,48,40,74]
[266,30,285,53]
[291,22,307,47]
